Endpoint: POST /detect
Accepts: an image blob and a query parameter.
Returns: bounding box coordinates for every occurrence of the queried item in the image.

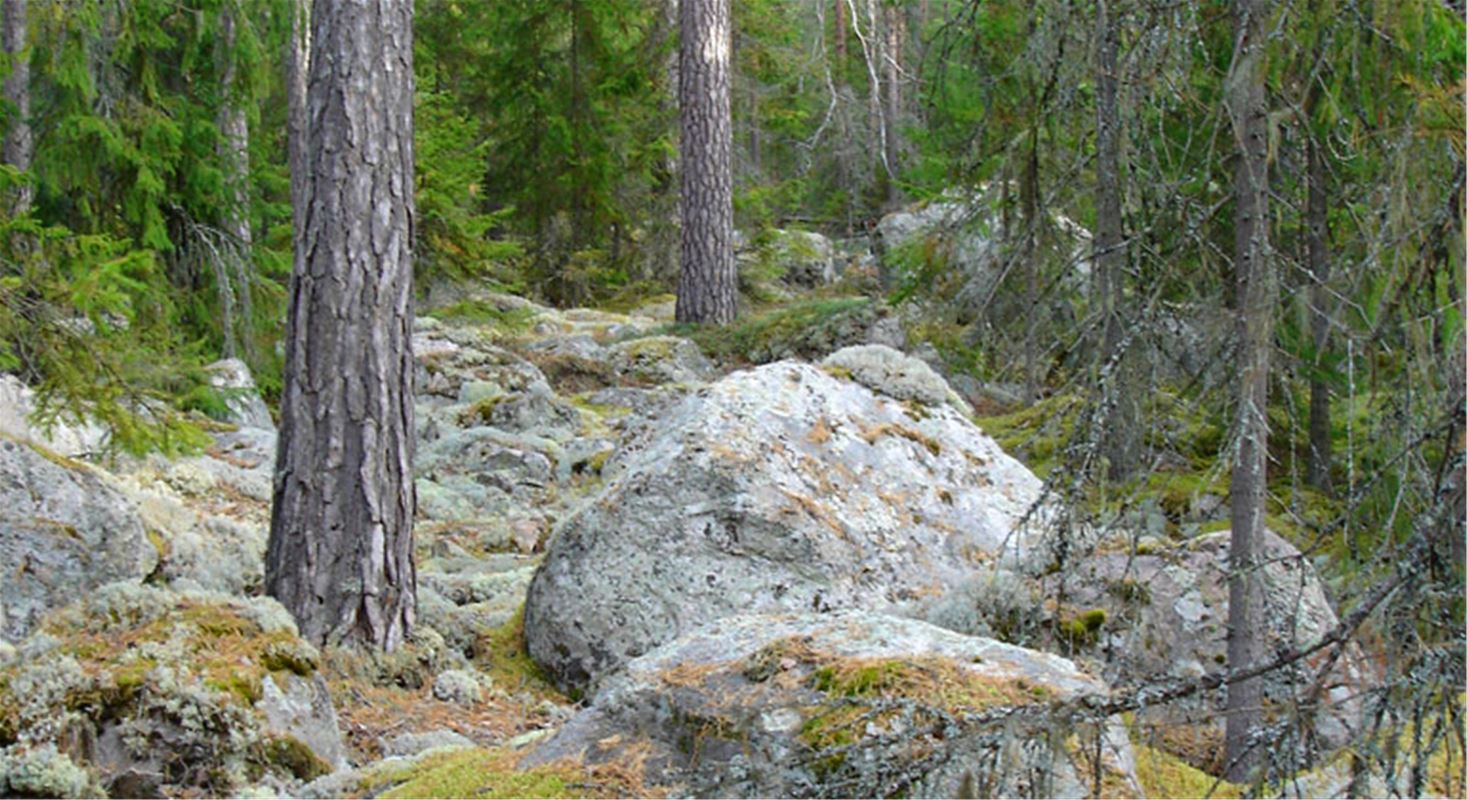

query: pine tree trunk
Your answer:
[268,0,417,651]
[676,0,736,325]
[881,1,902,203]
[1305,134,1333,492]
[216,7,252,360]
[287,0,310,247]
[1223,0,1274,781]
[834,0,847,68]
[2,0,30,216]
[1095,0,1136,481]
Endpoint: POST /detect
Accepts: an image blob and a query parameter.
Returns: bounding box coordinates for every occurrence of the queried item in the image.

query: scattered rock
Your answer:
[381,730,476,758]
[606,336,715,385]
[525,360,1051,694]
[432,669,488,706]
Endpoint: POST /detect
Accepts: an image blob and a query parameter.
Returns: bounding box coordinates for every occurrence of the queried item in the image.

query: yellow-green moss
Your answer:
[262,735,332,782]
[361,746,646,799]
[473,606,562,701]
[664,296,872,364]
[1134,743,1242,799]
[434,301,537,334]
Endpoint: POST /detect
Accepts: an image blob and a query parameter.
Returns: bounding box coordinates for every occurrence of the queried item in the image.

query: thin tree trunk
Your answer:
[1095,0,1136,481]
[1305,133,1333,491]
[676,0,736,324]
[217,6,252,360]
[1223,0,1274,781]
[268,0,417,651]
[2,0,30,216]
[287,0,310,248]
[834,0,847,69]
[1021,130,1040,404]
[881,1,902,203]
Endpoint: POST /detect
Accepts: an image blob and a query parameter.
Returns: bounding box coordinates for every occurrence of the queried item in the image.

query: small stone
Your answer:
[432,669,486,706]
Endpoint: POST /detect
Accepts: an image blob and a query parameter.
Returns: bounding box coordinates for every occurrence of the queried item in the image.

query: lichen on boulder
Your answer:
[0,583,343,796]
[524,611,1140,798]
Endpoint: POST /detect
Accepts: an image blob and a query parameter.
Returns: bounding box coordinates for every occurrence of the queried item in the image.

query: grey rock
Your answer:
[381,729,475,758]
[432,669,487,706]
[525,361,1051,693]
[822,344,974,415]
[606,336,715,385]
[0,375,110,456]
[525,611,1140,799]
[1051,528,1375,759]
[259,673,347,772]
[205,358,275,430]
[0,439,157,641]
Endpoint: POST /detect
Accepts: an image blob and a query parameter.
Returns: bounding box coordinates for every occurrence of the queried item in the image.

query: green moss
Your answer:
[1106,578,1152,607]
[975,394,1083,479]
[660,296,871,364]
[1134,743,1242,799]
[433,300,538,333]
[473,606,562,701]
[262,735,332,782]
[362,746,640,799]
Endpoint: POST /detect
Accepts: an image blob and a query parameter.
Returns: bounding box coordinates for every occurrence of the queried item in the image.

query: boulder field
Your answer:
[0,281,1376,797]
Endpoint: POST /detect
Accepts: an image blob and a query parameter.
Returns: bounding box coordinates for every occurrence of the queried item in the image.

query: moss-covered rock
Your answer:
[0,584,342,796]
[524,611,1140,798]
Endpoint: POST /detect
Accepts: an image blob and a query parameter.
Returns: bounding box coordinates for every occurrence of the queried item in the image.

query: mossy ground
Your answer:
[356,745,657,799]
[1134,743,1243,799]
[659,296,873,364]
[431,300,538,337]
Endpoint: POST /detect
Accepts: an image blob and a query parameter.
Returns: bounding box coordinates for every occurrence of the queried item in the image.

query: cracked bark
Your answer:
[268,0,417,651]
[676,0,736,325]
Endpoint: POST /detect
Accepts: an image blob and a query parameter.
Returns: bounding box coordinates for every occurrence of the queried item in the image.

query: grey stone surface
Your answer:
[205,358,275,430]
[605,336,715,385]
[525,611,1139,798]
[259,673,348,771]
[0,439,157,641]
[525,360,1052,693]
[381,729,475,758]
[822,344,973,415]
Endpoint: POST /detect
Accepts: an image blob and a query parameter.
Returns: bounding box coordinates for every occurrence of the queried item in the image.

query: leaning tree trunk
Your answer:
[268,0,417,651]
[676,0,736,325]
[1095,0,1137,481]
[1223,0,1274,782]
[2,0,30,217]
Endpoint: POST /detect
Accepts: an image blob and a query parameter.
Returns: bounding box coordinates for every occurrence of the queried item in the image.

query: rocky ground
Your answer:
[0,216,1440,798]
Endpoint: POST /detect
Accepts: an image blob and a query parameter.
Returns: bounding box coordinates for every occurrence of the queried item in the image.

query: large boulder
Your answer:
[0,439,157,642]
[525,611,1141,798]
[524,360,1051,694]
[0,375,109,456]
[1049,528,1374,770]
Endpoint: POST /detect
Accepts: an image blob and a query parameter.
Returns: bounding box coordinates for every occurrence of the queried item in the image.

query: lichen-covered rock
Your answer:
[0,584,342,796]
[0,438,157,641]
[822,344,973,415]
[525,611,1140,798]
[205,358,275,430]
[751,229,838,288]
[606,335,715,385]
[1051,528,1374,769]
[524,360,1052,694]
[0,375,110,456]
[0,743,102,798]
[431,669,488,706]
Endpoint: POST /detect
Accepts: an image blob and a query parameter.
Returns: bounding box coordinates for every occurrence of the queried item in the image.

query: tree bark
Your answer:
[881,0,902,203]
[216,6,252,360]
[834,0,847,69]
[2,0,30,216]
[1223,0,1274,782]
[1095,0,1137,481]
[676,0,736,325]
[268,0,417,651]
[1305,132,1332,491]
[287,0,310,248]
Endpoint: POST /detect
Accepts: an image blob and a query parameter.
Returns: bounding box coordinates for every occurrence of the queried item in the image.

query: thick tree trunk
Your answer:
[1095,0,1137,481]
[1305,134,1332,491]
[1223,0,1274,781]
[676,0,736,324]
[2,0,30,216]
[216,7,252,360]
[268,0,417,651]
